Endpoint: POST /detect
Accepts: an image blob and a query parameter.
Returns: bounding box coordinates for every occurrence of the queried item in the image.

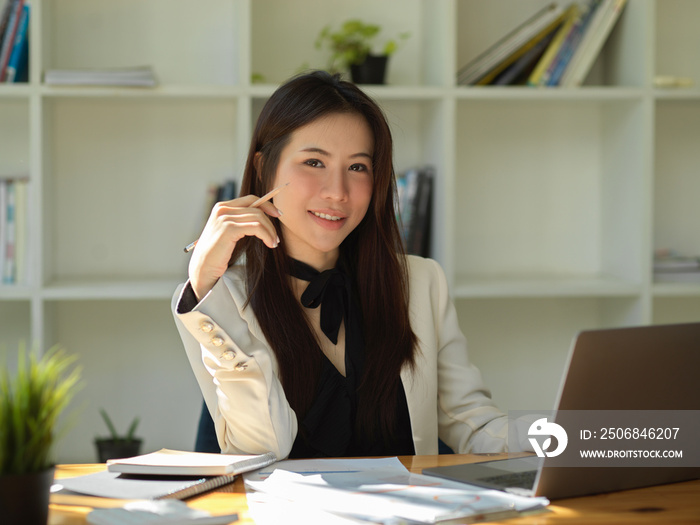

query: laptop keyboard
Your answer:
[480,469,537,489]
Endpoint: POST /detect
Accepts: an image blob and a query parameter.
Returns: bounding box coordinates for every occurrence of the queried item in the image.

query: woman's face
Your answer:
[270,112,374,270]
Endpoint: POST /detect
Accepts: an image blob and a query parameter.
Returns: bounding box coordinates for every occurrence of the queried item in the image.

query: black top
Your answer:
[288,258,415,458]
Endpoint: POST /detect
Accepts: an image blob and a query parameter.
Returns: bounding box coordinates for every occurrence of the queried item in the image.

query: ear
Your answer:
[253,152,263,182]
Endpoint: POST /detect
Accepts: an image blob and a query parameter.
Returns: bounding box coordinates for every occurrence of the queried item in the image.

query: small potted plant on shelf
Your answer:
[94,408,142,462]
[0,344,82,525]
[315,19,409,84]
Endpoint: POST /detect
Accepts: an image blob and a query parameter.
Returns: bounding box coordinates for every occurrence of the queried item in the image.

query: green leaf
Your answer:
[99,408,120,440]
[315,19,409,72]
[126,417,140,442]
[0,344,82,474]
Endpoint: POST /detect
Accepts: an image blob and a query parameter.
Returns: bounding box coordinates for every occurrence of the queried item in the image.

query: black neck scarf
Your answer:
[289,258,352,345]
[287,257,416,458]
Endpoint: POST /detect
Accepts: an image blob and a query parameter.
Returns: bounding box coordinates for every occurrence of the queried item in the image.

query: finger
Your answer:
[257,200,282,217]
[215,194,259,209]
[218,214,279,249]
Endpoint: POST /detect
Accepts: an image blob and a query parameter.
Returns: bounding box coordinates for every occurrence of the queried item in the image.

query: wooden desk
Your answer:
[50,454,700,525]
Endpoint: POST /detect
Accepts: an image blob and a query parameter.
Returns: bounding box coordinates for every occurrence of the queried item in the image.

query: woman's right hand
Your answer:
[188,195,281,301]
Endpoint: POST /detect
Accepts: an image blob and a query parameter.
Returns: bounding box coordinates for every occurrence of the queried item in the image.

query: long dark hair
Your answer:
[232,71,418,442]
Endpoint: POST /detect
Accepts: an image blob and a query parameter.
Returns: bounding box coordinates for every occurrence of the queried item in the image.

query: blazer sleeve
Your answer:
[420,257,537,453]
[171,273,297,459]
[416,257,508,453]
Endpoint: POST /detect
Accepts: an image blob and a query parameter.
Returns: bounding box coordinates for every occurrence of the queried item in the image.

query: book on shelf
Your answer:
[457,2,565,86]
[542,0,600,86]
[0,179,5,281]
[3,1,28,82]
[458,0,627,88]
[107,448,278,477]
[527,3,581,86]
[653,250,700,283]
[1,178,15,284]
[12,176,26,284]
[0,0,15,40]
[396,166,433,258]
[0,0,23,82]
[0,175,28,285]
[654,257,700,272]
[44,65,158,87]
[492,28,557,86]
[559,0,628,87]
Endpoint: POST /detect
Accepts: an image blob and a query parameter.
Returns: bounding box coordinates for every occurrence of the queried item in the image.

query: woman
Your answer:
[173,71,514,459]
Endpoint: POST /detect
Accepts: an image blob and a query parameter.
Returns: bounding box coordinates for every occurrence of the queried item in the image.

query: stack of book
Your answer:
[396,166,434,258]
[653,250,700,283]
[0,175,28,285]
[457,0,628,87]
[0,0,30,83]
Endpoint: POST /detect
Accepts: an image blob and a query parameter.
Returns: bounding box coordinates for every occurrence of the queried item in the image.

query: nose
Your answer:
[320,166,349,201]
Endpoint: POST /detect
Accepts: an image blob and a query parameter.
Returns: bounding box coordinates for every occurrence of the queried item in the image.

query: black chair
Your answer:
[194,399,220,453]
[438,438,454,454]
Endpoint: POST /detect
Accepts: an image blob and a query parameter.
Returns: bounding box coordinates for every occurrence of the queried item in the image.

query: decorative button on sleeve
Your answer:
[234,362,248,371]
[220,349,236,361]
[200,321,214,333]
[211,335,225,347]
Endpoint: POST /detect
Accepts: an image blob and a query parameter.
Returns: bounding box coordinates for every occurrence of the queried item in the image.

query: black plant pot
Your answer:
[0,467,55,525]
[350,54,389,84]
[95,438,143,463]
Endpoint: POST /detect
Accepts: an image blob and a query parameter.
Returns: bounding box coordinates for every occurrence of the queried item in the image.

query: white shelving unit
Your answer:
[1,0,698,462]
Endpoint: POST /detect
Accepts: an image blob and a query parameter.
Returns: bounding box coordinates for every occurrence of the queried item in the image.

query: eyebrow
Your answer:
[300,147,373,161]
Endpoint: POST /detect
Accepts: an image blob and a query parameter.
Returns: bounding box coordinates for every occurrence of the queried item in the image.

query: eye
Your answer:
[304,159,324,168]
[349,163,368,172]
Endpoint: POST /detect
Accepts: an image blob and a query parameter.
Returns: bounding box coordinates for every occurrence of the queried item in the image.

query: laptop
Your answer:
[423,322,700,500]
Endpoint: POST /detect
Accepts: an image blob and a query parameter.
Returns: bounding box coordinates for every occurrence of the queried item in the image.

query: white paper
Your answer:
[87,500,238,525]
[244,457,548,524]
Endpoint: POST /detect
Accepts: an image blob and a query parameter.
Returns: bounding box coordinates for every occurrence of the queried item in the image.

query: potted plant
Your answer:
[94,408,142,462]
[315,19,409,84]
[0,344,82,525]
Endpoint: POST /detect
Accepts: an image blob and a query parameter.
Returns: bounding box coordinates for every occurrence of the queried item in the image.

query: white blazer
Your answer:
[172,255,519,459]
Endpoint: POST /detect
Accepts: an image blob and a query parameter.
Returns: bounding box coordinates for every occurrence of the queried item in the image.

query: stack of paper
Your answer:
[244,457,549,524]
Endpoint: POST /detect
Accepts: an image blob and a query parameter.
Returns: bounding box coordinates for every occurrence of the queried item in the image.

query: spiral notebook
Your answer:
[107,448,277,477]
[52,449,277,506]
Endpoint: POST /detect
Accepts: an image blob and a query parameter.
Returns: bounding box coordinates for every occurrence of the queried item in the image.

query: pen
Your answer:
[183,182,289,253]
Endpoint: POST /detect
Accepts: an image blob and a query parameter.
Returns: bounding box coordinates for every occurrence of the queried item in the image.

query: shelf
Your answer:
[454,86,646,101]
[0,83,654,103]
[0,84,32,97]
[41,278,182,301]
[653,282,700,298]
[0,284,34,300]
[654,89,700,101]
[452,274,641,299]
[39,84,246,99]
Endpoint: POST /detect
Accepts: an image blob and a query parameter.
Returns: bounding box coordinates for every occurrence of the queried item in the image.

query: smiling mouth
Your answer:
[311,211,344,221]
